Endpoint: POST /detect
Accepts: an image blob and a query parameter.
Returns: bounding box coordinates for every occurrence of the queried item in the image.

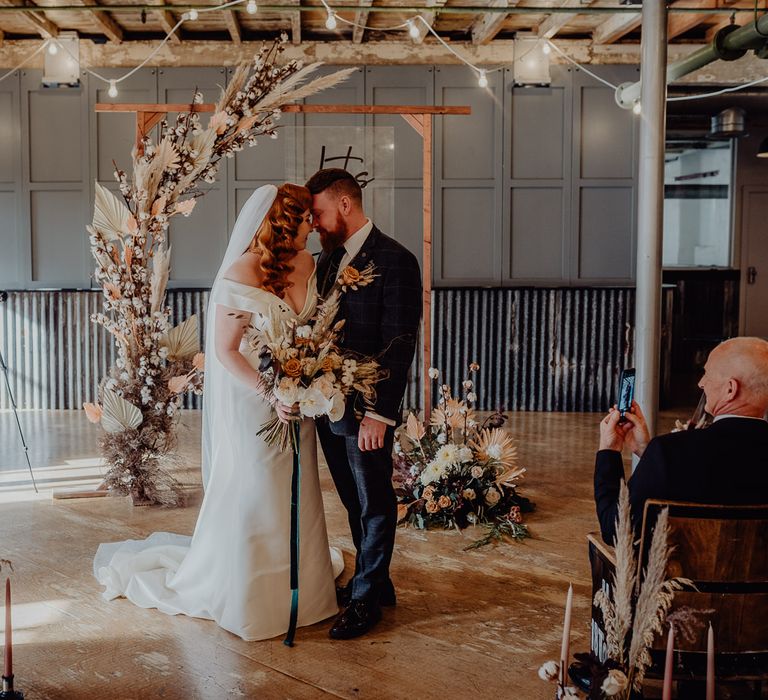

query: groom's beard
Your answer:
[318,214,349,253]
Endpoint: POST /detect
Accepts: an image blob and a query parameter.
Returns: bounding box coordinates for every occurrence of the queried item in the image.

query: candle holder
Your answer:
[1,674,24,699]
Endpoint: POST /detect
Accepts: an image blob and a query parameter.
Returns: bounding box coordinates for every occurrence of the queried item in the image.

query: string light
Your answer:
[0,2,765,105]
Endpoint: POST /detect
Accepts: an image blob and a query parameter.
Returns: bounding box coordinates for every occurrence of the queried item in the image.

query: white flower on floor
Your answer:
[601,670,628,696]
[537,661,559,682]
[470,465,484,479]
[435,444,460,469]
[419,459,445,486]
[458,446,473,463]
[484,487,500,506]
[487,444,503,460]
[436,432,447,444]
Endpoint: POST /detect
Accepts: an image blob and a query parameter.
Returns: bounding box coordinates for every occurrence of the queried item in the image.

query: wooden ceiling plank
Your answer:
[471,0,516,45]
[538,0,598,40]
[75,0,124,43]
[223,8,241,44]
[352,0,373,44]
[592,11,641,44]
[412,0,447,45]
[0,0,59,38]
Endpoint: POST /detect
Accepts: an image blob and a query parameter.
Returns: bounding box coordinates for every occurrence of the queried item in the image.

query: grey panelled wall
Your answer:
[0,288,632,412]
[0,64,641,290]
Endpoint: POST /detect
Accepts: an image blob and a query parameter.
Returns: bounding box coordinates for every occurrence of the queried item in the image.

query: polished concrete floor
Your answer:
[0,409,684,699]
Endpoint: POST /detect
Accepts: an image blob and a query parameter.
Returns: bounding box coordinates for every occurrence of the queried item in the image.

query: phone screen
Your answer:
[618,369,636,416]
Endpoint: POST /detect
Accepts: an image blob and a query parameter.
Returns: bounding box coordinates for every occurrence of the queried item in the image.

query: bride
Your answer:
[94,184,343,642]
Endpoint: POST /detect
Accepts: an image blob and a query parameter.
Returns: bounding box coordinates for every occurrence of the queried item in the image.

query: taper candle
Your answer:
[559,584,573,684]
[706,622,715,700]
[661,624,674,700]
[3,578,11,679]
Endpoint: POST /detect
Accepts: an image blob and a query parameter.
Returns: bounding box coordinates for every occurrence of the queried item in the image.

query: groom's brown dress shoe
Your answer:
[329,600,382,640]
[336,581,396,608]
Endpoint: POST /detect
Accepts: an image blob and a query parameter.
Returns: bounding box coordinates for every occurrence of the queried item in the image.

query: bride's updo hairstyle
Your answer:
[251,183,312,298]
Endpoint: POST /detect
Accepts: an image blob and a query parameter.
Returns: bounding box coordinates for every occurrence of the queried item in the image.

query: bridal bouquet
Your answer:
[394,364,535,549]
[247,273,382,451]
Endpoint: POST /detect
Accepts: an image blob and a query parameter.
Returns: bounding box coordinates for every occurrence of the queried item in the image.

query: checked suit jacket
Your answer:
[316,225,422,436]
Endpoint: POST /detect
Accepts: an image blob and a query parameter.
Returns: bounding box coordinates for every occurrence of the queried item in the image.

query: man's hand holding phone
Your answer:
[599,400,650,458]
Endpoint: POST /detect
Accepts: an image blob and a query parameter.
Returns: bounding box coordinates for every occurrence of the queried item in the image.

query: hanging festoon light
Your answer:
[542,41,551,55]
[407,18,420,39]
[108,79,118,98]
[477,69,488,88]
[325,7,337,30]
[188,8,199,20]
[47,41,58,55]
[246,0,257,13]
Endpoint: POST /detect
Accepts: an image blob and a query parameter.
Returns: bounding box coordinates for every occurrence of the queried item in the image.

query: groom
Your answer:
[306,168,422,639]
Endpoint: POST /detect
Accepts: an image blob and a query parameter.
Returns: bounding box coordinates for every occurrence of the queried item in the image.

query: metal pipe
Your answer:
[634,2,668,440]
[617,14,768,108]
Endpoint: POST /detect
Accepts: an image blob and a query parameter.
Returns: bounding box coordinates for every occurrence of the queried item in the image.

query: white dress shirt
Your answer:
[713,414,768,423]
[334,219,395,428]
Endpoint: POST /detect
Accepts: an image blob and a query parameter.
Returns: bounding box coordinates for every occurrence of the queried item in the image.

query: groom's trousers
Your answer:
[316,418,397,604]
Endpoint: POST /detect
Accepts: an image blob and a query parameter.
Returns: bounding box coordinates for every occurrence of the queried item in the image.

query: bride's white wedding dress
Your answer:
[94,185,342,642]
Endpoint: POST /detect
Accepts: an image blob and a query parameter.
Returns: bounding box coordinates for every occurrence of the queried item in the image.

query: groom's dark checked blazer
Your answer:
[315,224,422,605]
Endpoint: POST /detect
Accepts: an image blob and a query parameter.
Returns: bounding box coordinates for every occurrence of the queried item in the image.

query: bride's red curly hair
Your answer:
[250,183,312,298]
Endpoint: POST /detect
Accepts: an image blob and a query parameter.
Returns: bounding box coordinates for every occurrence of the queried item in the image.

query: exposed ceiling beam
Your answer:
[470,0,514,45]
[0,28,4,45]
[75,0,123,43]
[538,0,597,40]
[223,8,241,43]
[0,0,59,38]
[147,0,181,44]
[284,0,300,44]
[667,0,742,39]
[412,0,446,45]
[352,0,373,44]
[592,11,641,44]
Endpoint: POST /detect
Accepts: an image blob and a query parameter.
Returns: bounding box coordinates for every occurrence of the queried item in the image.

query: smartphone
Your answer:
[617,368,636,423]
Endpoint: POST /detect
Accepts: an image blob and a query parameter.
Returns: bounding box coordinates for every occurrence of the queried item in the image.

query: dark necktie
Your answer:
[321,246,346,297]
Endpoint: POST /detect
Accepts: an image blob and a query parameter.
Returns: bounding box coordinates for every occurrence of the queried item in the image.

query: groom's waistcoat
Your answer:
[317,225,422,433]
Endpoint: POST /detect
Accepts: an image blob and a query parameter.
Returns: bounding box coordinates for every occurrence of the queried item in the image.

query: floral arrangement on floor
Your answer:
[537,483,691,699]
[393,364,535,550]
[83,36,354,506]
[247,263,382,450]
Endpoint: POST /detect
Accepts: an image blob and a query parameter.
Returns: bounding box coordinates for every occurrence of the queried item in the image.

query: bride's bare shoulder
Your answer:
[224,251,264,287]
[292,249,315,274]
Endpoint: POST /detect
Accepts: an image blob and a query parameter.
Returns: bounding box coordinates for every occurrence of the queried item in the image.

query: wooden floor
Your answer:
[0,409,681,699]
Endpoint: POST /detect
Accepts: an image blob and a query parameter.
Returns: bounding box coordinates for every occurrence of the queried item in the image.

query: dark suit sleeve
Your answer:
[371,251,422,421]
[594,449,625,544]
[594,439,669,544]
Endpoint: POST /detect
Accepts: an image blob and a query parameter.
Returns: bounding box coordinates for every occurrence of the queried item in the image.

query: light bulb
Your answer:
[246,0,257,13]
[325,10,337,30]
[47,41,58,55]
[477,69,488,89]
[632,100,642,115]
[108,80,118,98]
[188,8,199,20]
[407,19,420,39]
[542,42,551,55]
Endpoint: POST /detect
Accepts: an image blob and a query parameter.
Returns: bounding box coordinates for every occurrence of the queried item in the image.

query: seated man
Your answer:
[594,336,768,543]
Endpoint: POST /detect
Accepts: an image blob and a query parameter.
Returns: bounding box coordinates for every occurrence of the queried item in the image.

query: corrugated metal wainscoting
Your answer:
[0,288,633,412]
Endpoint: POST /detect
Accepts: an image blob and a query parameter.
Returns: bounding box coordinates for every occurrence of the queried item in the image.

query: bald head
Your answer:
[699,337,768,417]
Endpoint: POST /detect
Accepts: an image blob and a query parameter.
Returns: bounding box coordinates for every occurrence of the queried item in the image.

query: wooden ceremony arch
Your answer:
[95,101,472,419]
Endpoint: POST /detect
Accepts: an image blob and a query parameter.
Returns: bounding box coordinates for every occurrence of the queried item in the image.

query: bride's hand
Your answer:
[275,401,299,424]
